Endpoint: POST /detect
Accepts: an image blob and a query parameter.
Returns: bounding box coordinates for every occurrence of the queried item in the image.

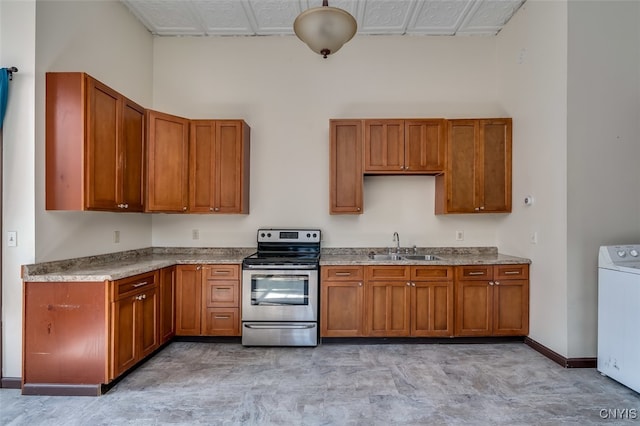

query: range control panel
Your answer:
[257,229,321,243]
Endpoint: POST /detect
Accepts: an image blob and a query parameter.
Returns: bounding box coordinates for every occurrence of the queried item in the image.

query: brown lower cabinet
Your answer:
[321,263,527,339]
[454,264,529,336]
[175,264,241,336]
[22,271,161,396]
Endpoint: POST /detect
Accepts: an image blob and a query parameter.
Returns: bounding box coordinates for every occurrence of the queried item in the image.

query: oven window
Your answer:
[251,275,309,306]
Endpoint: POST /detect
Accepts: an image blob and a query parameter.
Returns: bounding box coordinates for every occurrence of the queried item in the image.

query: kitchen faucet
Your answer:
[393,232,400,253]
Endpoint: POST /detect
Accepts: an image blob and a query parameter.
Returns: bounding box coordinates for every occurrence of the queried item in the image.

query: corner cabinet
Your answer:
[146,110,190,212]
[436,118,512,214]
[364,119,446,174]
[189,120,250,214]
[330,120,363,214]
[46,72,145,212]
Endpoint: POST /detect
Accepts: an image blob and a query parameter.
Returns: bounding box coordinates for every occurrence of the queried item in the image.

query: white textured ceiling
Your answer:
[121,0,526,37]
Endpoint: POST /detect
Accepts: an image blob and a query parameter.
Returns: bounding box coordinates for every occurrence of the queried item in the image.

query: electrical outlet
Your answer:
[114,230,120,244]
[7,231,17,247]
[455,230,464,241]
[530,232,538,244]
[192,229,199,240]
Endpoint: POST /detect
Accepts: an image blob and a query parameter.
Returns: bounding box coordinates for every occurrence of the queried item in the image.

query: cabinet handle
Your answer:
[356,207,361,211]
[123,203,128,209]
[489,281,494,286]
[183,207,187,211]
[468,271,485,276]
[475,207,480,211]
[503,271,520,275]
[335,272,352,276]
[213,270,230,275]
[214,315,230,319]
[405,166,409,170]
[215,287,231,291]
[494,281,500,285]
[210,207,214,211]
[480,206,485,210]
[132,281,149,288]
[358,282,363,286]
[214,207,220,212]
[411,282,416,287]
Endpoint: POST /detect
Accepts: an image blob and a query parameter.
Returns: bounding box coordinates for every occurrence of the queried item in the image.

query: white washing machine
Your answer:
[597,244,640,393]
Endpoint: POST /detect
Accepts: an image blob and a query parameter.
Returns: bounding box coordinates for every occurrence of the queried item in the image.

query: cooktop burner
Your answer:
[243,228,321,269]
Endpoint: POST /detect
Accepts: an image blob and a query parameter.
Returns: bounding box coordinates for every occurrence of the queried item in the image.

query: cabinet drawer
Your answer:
[203,308,240,336]
[205,264,239,280]
[411,266,452,281]
[322,266,364,281]
[494,264,529,280]
[113,271,157,300]
[455,265,492,281]
[204,281,239,307]
[366,265,410,281]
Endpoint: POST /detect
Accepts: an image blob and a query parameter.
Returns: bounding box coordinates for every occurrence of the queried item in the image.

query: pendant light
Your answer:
[293,0,357,58]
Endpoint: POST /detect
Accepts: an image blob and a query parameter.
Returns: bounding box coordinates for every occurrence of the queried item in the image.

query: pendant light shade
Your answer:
[293,0,357,58]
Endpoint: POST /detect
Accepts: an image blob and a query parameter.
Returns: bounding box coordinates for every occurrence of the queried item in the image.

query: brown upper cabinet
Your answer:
[330,119,363,214]
[364,119,446,174]
[435,118,512,214]
[189,120,250,214]
[46,72,145,211]
[146,110,190,212]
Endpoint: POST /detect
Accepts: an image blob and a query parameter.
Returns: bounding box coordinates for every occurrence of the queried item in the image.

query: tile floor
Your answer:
[2,342,639,425]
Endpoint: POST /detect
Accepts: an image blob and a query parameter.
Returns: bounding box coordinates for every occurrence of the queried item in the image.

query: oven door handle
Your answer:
[243,324,316,330]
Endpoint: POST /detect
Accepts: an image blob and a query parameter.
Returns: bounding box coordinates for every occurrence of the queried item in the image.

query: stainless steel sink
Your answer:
[401,254,441,261]
[367,253,441,261]
[369,254,404,261]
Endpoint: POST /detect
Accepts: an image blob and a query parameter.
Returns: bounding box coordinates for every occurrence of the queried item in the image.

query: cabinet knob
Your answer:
[183,207,187,211]
[480,206,485,210]
[214,207,220,212]
[411,282,416,287]
[356,207,361,211]
[494,281,500,285]
[489,281,494,286]
[210,207,214,211]
[475,207,480,211]
[358,282,363,286]
[406,282,411,286]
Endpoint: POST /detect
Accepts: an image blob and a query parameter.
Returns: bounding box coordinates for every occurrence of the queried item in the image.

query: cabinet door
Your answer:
[411,281,453,337]
[86,77,119,210]
[321,281,364,337]
[444,120,478,213]
[492,279,529,336]
[159,267,176,344]
[330,120,363,214]
[479,119,512,212]
[120,98,145,212]
[366,281,411,336]
[138,287,159,358]
[215,121,249,214]
[175,265,202,335]
[364,120,404,172]
[189,120,216,212]
[112,295,137,377]
[404,119,446,173]
[146,110,189,212]
[454,280,492,336]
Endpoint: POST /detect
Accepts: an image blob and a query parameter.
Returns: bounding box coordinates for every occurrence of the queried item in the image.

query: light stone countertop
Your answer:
[22,246,530,282]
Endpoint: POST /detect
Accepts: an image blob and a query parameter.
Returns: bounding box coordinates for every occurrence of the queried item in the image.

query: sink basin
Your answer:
[401,254,441,261]
[368,253,441,261]
[369,254,403,261]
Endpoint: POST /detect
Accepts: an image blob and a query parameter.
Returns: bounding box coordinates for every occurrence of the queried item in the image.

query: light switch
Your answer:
[8,231,17,247]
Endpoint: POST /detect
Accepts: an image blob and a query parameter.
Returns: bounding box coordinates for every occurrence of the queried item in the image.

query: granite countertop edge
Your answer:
[22,246,531,282]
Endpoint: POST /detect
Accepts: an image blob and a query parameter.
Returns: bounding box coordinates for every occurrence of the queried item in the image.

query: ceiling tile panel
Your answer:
[247,0,301,35]
[195,0,255,35]
[123,0,204,35]
[359,0,416,34]
[408,0,474,35]
[457,0,525,35]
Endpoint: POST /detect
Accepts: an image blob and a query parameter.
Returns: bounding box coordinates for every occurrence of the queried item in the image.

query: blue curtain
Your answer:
[0,68,9,129]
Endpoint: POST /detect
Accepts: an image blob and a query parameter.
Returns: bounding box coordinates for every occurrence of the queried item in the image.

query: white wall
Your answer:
[35,0,154,263]
[1,0,36,379]
[495,0,569,356]
[151,35,509,249]
[566,0,640,358]
[1,0,153,379]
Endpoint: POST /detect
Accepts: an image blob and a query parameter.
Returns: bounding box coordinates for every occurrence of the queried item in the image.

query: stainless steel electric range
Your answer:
[241,228,321,346]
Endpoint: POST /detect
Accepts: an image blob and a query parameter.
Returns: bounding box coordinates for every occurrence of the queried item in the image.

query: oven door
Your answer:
[242,269,318,322]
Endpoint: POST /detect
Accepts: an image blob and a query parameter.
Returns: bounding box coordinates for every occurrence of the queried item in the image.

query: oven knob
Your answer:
[617,250,627,258]
[267,233,272,238]
[307,233,311,238]
[630,249,639,257]
[260,233,265,238]
[313,233,317,238]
